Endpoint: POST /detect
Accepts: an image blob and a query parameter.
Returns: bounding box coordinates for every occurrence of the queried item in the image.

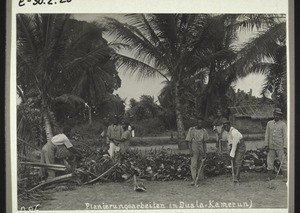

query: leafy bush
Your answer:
[132,118,166,137]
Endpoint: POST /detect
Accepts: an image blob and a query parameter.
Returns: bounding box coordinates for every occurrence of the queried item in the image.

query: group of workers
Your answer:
[186,107,287,185]
[40,108,287,185]
[104,117,133,157]
[39,116,133,180]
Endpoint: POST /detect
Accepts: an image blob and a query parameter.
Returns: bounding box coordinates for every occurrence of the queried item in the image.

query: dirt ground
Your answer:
[20,140,288,210]
[37,173,287,210]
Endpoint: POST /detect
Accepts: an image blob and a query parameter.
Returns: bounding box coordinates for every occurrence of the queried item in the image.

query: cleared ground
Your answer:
[38,173,287,210]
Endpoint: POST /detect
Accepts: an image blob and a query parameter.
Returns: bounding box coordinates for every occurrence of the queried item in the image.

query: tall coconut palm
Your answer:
[105,14,286,136]
[17,14,115,143]
[105,14,235,138]
[185,14,286,118]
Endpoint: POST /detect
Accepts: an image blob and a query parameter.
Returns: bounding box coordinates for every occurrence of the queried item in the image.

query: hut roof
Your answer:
[228,104,275,120]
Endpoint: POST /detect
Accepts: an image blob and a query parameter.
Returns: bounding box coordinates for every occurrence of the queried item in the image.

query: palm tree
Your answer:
[17,14,115,143]
[105,14,286,137]
[105,14,234,138]
[234,21,286,113]
[173,14,286,118]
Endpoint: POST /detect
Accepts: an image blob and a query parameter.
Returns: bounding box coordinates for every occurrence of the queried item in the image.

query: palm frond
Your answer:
[235,22,286,77]
[114,53,169,81]
[230,14,285,32]
[63,45,112,81]
[105,17,168,69]
[17,14,40,62]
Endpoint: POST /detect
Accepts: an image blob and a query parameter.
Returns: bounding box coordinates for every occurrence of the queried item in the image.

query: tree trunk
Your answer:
[173,83,185,139]
[88,106,92,125]
[204,95,212,120]
[42,99,53,143]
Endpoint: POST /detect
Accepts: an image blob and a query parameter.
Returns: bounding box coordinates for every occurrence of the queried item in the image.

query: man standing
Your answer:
[223,119,246,183]
[213,110,228,153]
[107,116,123,157]
[185,118,209,185]
[264,108,287,182]
[114,124,132,153]
[40,126,82,180]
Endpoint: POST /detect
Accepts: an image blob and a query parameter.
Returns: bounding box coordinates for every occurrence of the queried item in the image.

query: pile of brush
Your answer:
[18,146,281,196]
[72,147,278,183]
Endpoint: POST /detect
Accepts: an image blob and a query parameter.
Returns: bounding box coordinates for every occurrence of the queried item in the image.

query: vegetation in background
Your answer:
[105,14,286,139]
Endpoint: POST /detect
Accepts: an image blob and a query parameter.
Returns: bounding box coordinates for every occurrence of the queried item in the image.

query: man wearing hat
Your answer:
[223,119,246,183]
[264,108,287,182]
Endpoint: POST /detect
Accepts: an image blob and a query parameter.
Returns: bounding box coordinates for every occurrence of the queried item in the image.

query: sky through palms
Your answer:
[73,13,266,107]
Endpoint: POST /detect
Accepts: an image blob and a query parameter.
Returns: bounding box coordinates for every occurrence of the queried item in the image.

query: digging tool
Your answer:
[218,139,222,153]
[195,157,206,187]
[274,154,286,180]
[231,159,235,185]
[267,154,286,190]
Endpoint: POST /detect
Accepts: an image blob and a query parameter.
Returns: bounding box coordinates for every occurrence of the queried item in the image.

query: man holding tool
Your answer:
[40,126,82,180]
[223,119,246,183]
[185,118,209,186]
[264,108,287,182]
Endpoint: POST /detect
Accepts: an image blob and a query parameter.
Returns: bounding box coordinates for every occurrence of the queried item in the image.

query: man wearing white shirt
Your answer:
[40,126,82,180]
[223,119,246,183]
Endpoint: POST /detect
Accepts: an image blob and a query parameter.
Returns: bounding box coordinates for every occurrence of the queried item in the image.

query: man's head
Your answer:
[112,115,119,125]
[196,118,204,129]
[273,108,283,121]
[216,110,222,117]
[222,119,231,132]
[63,126,72,137]
[122,124,129,131]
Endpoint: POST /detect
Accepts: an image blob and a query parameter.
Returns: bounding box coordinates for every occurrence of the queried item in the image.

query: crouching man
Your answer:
[40,126,82,180]
[185,118,209,186]
[223,119,246,183]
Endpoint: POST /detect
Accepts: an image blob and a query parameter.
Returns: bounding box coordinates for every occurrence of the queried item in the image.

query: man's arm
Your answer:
[203,129,209,157]
[282,122,287,149]
[68,147,82,157]
[264,121,270,148]
[106,126,112,143]
[229,131,239,158]
[185,128,193,156]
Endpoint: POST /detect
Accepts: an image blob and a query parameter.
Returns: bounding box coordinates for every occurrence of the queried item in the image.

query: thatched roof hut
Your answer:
[228,105,275,134]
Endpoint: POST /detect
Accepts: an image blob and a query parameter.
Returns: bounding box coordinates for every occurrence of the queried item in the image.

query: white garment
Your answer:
[227,127,243,158]
[51,134,73,148]
[108,142,120,157]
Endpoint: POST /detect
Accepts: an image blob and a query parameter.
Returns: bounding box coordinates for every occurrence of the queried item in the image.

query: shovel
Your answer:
[267,154,286,190]
[195,157,206,187]
[274,154,286,180]
[231,159,235,185]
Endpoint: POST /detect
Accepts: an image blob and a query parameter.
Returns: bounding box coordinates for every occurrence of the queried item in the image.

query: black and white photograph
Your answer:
[7,0,293,212]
